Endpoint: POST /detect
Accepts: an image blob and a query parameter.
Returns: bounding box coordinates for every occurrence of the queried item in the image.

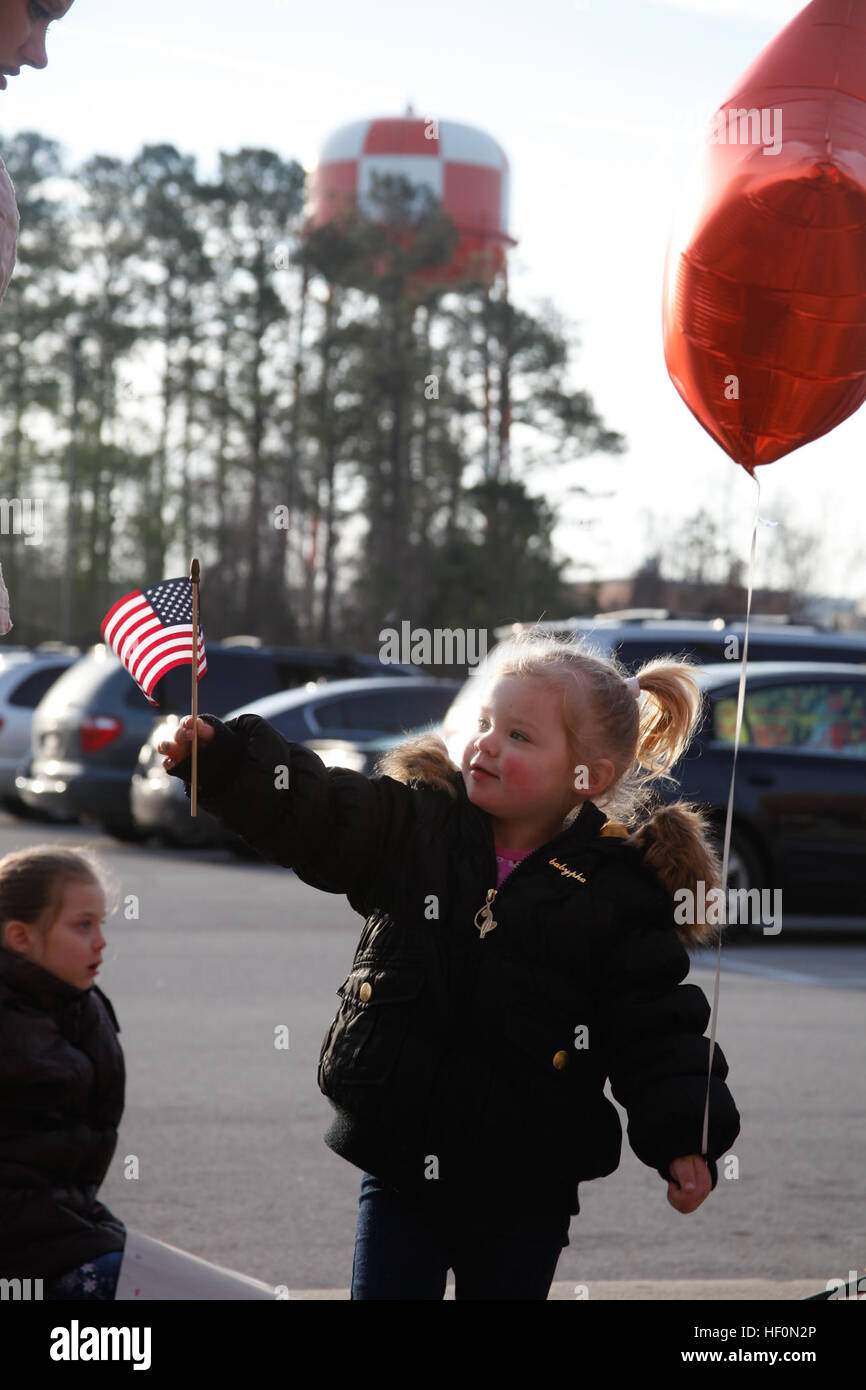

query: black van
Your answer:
[494,616,866,671]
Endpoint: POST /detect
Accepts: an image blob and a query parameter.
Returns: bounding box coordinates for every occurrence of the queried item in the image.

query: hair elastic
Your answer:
[625,676,641,697]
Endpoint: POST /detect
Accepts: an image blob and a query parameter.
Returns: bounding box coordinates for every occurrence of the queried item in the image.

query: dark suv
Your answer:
[494,616,866,670]
[17,640,417,838]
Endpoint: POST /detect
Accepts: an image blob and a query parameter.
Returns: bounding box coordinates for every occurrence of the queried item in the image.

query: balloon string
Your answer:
[700,475,762,1158]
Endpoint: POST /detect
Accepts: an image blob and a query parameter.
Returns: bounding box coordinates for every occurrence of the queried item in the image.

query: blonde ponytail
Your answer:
[632,658,705,781]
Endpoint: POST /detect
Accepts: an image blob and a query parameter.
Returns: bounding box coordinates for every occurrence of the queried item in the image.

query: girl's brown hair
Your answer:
[0,846,108,945]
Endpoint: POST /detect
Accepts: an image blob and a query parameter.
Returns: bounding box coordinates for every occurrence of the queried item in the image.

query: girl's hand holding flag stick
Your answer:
[160,715,214,769]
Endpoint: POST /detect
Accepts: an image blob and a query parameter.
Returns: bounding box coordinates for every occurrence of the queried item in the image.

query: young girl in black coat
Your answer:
[161,632,741,1300]
[0,846,126,1298]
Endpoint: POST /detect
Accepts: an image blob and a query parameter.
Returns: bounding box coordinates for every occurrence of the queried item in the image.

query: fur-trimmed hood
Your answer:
[375,733,722,947]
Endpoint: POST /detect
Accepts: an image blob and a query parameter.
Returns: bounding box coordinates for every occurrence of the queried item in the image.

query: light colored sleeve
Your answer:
[0,155,20,306]
[0,561,12,635]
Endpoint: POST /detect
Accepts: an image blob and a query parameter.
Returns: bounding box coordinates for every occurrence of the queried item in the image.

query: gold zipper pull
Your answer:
[474,888,498,938]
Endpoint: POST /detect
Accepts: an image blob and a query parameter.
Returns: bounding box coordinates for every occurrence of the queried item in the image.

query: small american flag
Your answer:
[101,576,206,705]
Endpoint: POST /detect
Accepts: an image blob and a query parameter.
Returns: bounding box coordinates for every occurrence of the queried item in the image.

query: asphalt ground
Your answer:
[2,815,863,1301]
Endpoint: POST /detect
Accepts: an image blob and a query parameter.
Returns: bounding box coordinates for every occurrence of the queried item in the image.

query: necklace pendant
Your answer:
[474,889,498,938]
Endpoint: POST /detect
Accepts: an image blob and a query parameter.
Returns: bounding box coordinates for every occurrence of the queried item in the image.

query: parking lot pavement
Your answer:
[693,937,866,989]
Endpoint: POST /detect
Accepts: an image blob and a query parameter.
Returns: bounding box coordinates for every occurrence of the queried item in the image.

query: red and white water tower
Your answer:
[306,104,516,289]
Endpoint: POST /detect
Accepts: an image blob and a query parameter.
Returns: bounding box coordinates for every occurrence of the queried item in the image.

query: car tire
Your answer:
[725,829,761,890]
[721,826,766,940]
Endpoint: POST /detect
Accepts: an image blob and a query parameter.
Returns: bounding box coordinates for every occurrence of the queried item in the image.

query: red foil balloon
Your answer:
[663,0,866,474]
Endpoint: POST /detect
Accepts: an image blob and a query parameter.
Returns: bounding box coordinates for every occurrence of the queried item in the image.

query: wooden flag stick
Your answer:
[190,557,200,817]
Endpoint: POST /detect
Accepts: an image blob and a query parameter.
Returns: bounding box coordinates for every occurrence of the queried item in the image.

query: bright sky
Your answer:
[2,0,862,607]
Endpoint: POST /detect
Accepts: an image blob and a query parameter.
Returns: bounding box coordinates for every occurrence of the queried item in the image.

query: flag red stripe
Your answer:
[129,626,204,685]
[100,588,143,635]
[141,648,208,697]
[138,645,207,693]
[102,592,148,650]
[116,614,162,669]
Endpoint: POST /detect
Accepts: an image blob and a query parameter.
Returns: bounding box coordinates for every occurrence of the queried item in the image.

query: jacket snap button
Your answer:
[359,982,372,1002]
[552,1050,568,1070]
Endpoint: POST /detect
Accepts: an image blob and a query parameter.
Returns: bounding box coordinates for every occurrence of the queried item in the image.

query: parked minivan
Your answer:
[0,649,79,813]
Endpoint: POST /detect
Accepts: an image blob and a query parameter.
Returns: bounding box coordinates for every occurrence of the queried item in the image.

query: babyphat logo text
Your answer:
[49,1320,152,1371]
[548,858,586,883]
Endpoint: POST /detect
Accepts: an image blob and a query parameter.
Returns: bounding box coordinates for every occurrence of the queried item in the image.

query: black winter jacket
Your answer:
[168,713,740,1215]
[0,947,126,1279]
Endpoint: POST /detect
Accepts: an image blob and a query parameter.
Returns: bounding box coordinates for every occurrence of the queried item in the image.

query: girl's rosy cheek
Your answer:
[499,754,526,781]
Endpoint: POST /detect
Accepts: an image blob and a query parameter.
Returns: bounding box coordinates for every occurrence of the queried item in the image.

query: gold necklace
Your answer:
[474,889,498,938]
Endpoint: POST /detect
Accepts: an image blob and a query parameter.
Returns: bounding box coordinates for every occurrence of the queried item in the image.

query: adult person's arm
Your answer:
[1,2,76,635]
[0,0,77,297]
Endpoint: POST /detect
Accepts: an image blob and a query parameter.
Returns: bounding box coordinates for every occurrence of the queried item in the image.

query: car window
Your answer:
[150,653,282,715]
[275,660,337,687]
[570,632,866,671]
[312,688,452,735]
[713,682,866,755]
[384,687,455,728]
[8,665,71,708]
[615,639,708,670]
[152,654,350,713]
[35,657,116,712]
[747,641,866,663]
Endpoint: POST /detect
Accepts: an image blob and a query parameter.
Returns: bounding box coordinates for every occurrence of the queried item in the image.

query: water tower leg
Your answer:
[501,262,512,481]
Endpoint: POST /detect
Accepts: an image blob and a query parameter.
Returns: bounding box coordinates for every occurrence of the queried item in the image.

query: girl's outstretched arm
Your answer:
[161,712,430,915]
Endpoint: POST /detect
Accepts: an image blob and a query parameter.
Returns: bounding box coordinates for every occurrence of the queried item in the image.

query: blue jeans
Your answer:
[44,1250,124,1301]
[351,1172,570,1300]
